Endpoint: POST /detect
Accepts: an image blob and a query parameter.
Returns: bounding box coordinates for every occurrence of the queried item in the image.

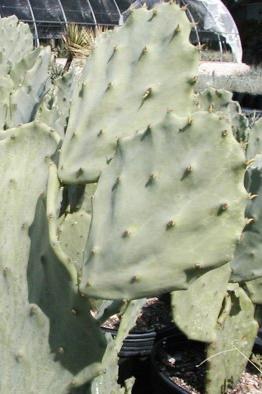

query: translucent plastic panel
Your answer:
[115,0,132,13]
[0,0,32,21]
[29,0,64,23]
[89,0,120,24]
[28,0,65,38]
[61,0,94,24]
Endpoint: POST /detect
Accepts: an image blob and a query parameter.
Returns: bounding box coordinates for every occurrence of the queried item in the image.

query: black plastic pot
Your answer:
[150,334,202,394]
[102,324,180,358]
[150,332,262,394]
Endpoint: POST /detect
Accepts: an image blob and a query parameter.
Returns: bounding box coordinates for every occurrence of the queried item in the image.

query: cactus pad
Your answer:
[205,284,258,394]
[0,16,33,75]
[171,264,231,343]
[58,2,199,183]
[0,123,105,392]
[80,111,247,299]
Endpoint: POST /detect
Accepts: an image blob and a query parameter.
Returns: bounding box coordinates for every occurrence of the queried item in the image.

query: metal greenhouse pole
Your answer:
[26,0,39,46]
[57,0,68,25]
[86,0,97,26]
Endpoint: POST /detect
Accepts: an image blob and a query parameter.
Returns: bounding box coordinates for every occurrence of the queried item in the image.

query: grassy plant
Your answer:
[63,24,108,59]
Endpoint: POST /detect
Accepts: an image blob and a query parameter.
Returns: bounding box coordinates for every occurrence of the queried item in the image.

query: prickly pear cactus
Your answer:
[0,122,71,392]
[80,111,247,299]
[6,47,51,129]
[0,15,33,75]
[58,2,199,183]
[205,284,258,394]
[0,123,105,393]
[231,155,262,282]
[171,264,231,343]
[0,48,51,131]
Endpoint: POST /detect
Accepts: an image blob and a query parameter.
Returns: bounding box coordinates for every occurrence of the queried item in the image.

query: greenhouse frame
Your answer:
[0,0,242,62]
[0,1,133,42]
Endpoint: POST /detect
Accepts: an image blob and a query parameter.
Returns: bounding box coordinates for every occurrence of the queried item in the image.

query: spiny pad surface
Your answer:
[58,2,199,183]
[80,111,247,299]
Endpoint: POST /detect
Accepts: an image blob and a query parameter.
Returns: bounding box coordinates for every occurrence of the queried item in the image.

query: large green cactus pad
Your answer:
[80,111,247,299]
[58,2,199,183]
[231,155,262,282]
[0,123,106,392]
[205,284,258,394]
[0,122,72,392]
[171,264,231,343]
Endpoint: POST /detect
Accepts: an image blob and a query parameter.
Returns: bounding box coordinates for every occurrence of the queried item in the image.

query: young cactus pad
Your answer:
[58,2,199,183]
[80,111,247,300]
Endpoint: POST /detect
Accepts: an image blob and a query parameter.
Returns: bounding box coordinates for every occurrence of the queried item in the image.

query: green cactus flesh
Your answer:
[58,210,91,274]
[171,264,231,343]
[80,111,247,300]
[231,155,262,282]
[205,284,258,394]
[58,2,199,183]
